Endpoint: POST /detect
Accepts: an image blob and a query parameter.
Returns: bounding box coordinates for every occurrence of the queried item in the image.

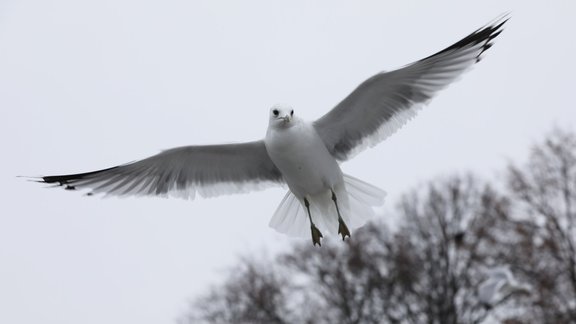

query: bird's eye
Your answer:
[273,109,279,116]
[291,110,294,116]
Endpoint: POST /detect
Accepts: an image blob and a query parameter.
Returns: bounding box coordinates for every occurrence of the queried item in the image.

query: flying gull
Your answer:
[35,15,508,246]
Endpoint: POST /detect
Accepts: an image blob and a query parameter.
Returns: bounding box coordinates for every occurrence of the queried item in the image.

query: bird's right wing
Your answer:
[313,15,509,161]
[39,141,284,199]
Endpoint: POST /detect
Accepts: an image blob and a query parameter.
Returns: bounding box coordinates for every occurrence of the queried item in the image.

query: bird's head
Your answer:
[268,104,295,128]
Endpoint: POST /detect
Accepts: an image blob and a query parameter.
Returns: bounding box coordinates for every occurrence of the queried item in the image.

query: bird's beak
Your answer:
[282,115,291,122]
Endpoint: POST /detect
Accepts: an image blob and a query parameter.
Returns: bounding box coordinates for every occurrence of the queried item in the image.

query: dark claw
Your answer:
[311,225,323,246]
[338,218,351,240]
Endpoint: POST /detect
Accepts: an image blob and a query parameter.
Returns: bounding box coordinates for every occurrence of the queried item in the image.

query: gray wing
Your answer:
[40,141,284,199]
[314,16,508,161]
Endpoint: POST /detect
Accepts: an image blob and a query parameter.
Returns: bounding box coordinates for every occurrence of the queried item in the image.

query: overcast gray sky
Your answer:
[1,1,575,323]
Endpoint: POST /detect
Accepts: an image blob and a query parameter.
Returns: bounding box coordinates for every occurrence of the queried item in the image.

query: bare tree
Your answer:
[184,176,516,324]
[280,224,396,324]
[181,258,293,324]
[387,175,525,324]
[504,128,576,323]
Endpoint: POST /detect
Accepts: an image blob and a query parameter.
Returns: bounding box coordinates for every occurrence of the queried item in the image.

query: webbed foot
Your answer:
[338,217,351,240]
[311,224,324,246]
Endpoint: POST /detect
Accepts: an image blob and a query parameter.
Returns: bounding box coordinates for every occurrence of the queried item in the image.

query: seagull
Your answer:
[35,15,508,246]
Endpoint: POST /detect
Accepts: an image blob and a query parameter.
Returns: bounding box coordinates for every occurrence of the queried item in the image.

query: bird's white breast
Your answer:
[265,120,343,198]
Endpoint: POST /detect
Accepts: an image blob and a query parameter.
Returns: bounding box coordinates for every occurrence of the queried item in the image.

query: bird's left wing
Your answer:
[39,141,284,199]
[313,15,508,161]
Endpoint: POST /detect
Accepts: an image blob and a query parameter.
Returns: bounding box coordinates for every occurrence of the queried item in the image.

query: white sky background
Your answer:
[1,1,575,323]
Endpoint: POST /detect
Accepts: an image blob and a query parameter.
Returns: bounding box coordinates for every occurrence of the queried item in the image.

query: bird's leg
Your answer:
[331,190,351,240]
[304,198,323,246]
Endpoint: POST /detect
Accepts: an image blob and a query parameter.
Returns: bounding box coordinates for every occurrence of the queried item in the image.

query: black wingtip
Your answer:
[40,166,120,185]
[420,13,510,63]
[29,165,121,191]
[17,175,49,184]
[476,14,510,60]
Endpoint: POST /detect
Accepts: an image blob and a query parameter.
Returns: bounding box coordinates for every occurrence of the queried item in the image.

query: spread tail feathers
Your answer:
[269,174,386,237]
